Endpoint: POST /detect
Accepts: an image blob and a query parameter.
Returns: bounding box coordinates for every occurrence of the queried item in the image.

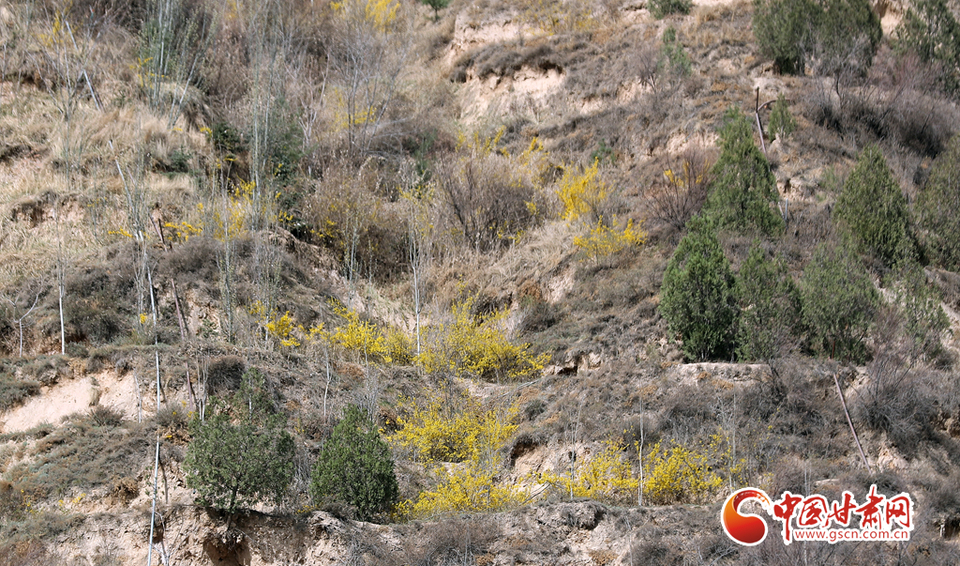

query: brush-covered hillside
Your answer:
[2,0,960,564]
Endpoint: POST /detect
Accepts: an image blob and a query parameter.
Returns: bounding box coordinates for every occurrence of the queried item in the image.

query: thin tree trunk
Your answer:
[171,279,187,341]
[147,349,162,566]
[833,371,870,471]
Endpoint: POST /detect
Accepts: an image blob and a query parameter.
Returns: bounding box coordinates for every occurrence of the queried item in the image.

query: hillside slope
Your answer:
[1,0,960,564]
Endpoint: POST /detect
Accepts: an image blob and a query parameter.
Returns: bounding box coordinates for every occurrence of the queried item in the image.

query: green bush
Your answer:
[703,108,784,236]
[799,240,879,362]
[736,243,801,361]
[660,27,691,77]
[660,216,739,361]
[835,145,910,267]
[815,0,882,81]
[419,0,451,21]
[310,405,398,522]
[891,262,949,361]
[767,93,796,142]
[917,133,960,269]
[650,0,693,19]
[752,0,819,75]
[183,370,294,513]
[895,0,960,96]
[753,0,880,79]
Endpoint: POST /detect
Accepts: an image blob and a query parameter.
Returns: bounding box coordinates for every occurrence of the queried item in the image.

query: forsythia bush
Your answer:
[265,311,300,348]
[328,301,388,361]
[392,390,526,518]
[397,460,526,517]
[250,299,411,361]
[391,389,518,463]
[417,295,548,382]
[642,434,744,504]
[332,0,399,31]
[557,160,645,260]
[574,217,646,262]
[538,441,639,503]
[556,160,607,221]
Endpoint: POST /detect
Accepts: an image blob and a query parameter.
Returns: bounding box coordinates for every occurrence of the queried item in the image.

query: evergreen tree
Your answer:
[916,133,960,269]
[835,145,910,267]
[703,108,784,236]
[753,0,880,80]
[660,215,739,361]
[184,370,295,513]
[800,240,880,363]
[736,243,801,361]
[815,0,882,82]
[311,405,398,522]
[767,93,796,142]
[419,0,450,22]
[895,0,960,96]
[752,0,819,75]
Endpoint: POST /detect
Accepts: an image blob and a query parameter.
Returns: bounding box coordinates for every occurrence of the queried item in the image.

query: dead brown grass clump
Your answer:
[203,355,245,396]
[645,144,715,232]
[434,151,545,253]
[400,517,499,566]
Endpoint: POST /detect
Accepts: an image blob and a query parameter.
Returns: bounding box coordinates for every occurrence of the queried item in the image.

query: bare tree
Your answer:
[646,144,714,231]
[326,0,411,158]
[2,279,43,357]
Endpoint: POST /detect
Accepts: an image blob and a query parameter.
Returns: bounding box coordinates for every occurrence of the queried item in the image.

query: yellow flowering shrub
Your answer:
[392,390,526,518]
[327,301,388,362]
[383,327,413,365]
[332,0,399,32]
[556,160,607,221]
[399,460,526,518]
[164,221,203,243]
[265,311,300,348]
[417,295,548,382]
[573,217,646,262]
[642,437,730,504]
[538,441,639,503]
[391,389,518,463]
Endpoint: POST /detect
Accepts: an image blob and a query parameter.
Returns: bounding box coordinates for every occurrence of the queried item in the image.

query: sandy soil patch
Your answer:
[0,370,144,433]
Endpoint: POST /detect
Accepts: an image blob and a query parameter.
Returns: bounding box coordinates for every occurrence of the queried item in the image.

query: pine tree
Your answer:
[736,243,801,361]
[835,145,910,267]
[311,405,398,521]
[703,108,784,236]
[659,216,739,361]
[800,240,880,362]
[183,370,294,513]
[917,133,960,269]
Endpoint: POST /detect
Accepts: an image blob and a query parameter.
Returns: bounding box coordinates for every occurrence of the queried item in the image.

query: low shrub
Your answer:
[650,0,692,19]
[647,145,714,231]
[87,405,124,427]
[400,517,499,566]
[2,420,153,502]
[0,373,40,411]
[854,354,938,457]
[310,405,398,522]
